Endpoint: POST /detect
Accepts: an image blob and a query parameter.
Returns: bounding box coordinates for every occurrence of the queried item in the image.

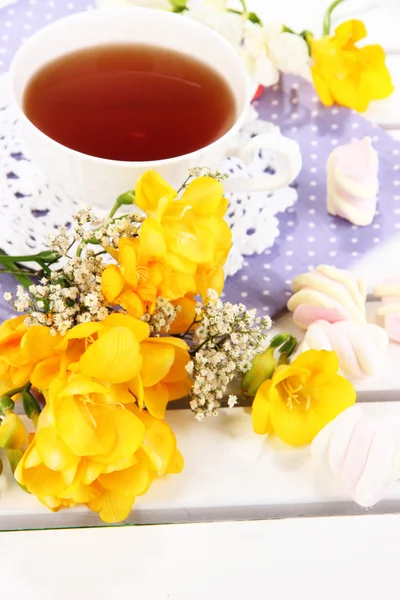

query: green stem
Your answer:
[177,175,192,194]
[282,25,296,34]
[239,0,247,12]
[0,258,32,289]
[2,385,25,399]
[323,0,346,35]
[0,251,59,263]
[109,191,135,219]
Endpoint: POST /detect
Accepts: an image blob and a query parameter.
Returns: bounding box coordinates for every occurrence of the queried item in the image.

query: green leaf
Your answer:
[248,11,263,26]
[170,0,187,13]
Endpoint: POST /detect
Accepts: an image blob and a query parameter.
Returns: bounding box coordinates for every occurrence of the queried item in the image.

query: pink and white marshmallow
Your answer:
[298,320,388,380]
[311,406,400,508]
[287,265,367,329]
[327,137,379,226]
[374,275,400,343]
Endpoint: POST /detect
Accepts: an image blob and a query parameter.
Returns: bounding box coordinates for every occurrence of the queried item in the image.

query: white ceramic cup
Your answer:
[9,7,302,209]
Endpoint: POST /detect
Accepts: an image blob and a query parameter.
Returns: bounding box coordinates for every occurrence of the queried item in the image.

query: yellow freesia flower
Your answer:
[252,349,356,446]
[135,171,232,298]
[75,314,192,418]
[101,237,197,317]
[310,20,394,112]
[15,385,183,523]
[0,316,63,393]
[1,312,191,419]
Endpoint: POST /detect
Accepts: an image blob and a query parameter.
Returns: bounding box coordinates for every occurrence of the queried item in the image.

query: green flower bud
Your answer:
[0,396,15,416]
[242,346,276,398]
[22,390,41,421]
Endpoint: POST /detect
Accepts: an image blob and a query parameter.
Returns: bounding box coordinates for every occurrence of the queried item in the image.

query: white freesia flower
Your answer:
[242,23,312,87]
[269,31,312,82]
[97,0,171,9]
[186,0,245,47]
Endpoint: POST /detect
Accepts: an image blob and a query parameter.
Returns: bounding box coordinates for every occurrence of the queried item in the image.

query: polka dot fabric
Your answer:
[224,81,400,317]
[1,0,400,320]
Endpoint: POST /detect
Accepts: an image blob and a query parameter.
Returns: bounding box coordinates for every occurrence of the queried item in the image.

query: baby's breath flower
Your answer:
[188,290,272,419]
[144,297,180,333]
[187,167,228,182]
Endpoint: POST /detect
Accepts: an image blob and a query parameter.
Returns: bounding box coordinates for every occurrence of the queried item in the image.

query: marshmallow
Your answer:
[374,275,400,343]
[287,265,367,329]
[327,137,379,226]
[298,320,388,380]
[311,406,399,508]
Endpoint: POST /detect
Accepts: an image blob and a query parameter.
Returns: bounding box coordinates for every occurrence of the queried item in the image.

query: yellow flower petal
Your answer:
[164,252,197,274]
[138,410,176,475]
[168,296,197,335]
[165,378,192,401]
[139,218,167,257]
[103,314,150,342]
[95,461,151,523]
[0,316,27,348]
[252,380,274,435]
[53,397,117,457]
[128,375,145,409]
[30,355,62,390]
[166,449,184,474]
[117,290,145,318]
[0,413,26,449]
[93,407,145,465]
[140,340,175,387]
[35,426,80,474]
[161,346,190,383]
[59,374,110,398]
[21,326,61,363]
[80,327,142,383]
[65,322,105,341]
[142,382,169,419]
[118,238,139,287]
[180,177,224,215]
[294,349,339,378]
[101,264,125,303]
[16,461,68,497]
[135,170,176,212]
[334,19,367,45]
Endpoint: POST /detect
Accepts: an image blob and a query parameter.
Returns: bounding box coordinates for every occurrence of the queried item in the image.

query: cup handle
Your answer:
[223,131,302,194]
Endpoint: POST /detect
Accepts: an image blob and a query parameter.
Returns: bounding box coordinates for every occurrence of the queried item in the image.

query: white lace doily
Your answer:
[0,74,297,276]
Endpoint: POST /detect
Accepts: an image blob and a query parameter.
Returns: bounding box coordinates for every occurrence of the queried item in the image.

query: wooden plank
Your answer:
[2,400,400,530]
[1,515,400,600]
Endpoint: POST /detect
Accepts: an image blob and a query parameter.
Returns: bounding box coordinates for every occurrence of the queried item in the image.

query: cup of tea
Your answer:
[9,7,302,208]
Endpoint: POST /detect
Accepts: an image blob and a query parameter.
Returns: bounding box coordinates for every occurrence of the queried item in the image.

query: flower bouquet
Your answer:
[0,169,360,523]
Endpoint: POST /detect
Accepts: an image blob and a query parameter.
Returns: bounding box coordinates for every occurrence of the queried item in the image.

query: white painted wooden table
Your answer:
[2,0,400,597]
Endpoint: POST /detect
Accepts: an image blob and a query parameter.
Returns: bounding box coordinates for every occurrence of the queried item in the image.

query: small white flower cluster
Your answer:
[49,225,72,257]
[142,297,181,333]
[5,249,110,335]
[186,289,272,420]
[187,167,228,182]
[3,205,146,335]
[73,207,142,250]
